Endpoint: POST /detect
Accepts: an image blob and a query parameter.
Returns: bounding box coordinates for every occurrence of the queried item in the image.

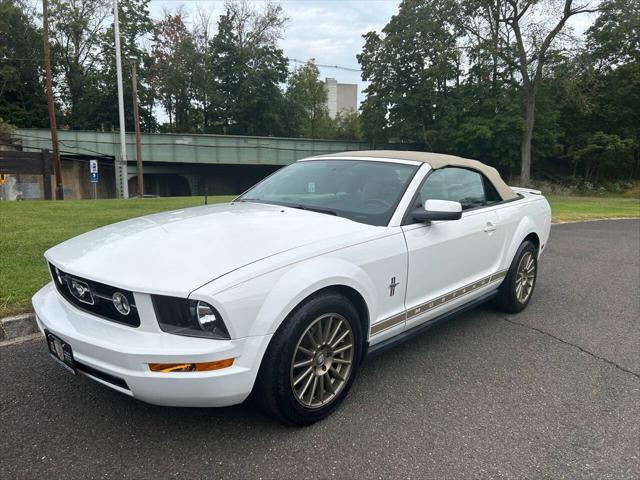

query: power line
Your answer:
[288,58,361,72]
[1,55,362,72]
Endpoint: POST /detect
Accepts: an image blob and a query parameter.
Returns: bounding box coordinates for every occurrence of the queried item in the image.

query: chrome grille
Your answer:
[48,263,141,327]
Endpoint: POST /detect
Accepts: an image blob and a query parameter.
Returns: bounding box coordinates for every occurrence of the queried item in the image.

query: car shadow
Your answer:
[67,305,491,431]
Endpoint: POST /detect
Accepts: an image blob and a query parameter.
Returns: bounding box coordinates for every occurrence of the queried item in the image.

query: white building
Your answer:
[325,78,357,119]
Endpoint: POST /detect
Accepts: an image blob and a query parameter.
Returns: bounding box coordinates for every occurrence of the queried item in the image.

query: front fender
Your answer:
[191,256,378,340]
[249,257,376,337]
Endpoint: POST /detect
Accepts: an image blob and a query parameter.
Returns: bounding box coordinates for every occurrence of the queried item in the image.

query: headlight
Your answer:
[192,301,218,331]
[152,295,230,340]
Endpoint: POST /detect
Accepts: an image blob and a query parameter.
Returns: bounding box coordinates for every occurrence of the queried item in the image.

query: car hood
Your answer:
[45,202,372,296]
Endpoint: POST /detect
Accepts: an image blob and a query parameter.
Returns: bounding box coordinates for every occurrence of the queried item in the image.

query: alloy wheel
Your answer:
[290,313,354,409]
[515,251,536,303]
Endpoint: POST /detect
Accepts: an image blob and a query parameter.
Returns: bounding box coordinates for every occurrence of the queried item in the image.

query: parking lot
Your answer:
[1,219,638,479]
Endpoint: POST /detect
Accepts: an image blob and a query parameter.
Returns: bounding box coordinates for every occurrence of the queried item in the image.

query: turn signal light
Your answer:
[149,358,234,373]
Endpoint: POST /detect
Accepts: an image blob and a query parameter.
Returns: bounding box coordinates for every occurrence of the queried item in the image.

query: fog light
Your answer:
[148,358,234,373]
[112,292,131,315]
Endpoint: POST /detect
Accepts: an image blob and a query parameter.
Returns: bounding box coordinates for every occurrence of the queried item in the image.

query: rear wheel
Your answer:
[253,292,363,426]
[494,240,538,313]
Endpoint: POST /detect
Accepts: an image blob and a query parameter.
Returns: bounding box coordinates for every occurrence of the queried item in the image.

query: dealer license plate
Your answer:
[45,331,77,375]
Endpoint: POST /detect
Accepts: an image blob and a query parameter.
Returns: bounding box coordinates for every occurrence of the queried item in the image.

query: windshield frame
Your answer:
[235,158,420,227]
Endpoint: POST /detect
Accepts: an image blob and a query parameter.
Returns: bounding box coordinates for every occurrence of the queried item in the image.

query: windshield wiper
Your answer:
[289,204,338,216]
[237,199,338,216]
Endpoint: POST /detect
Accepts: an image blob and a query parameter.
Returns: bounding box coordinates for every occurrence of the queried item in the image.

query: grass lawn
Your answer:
[547,195,640,222]
[1,194,638,318]
[0,196,233,318]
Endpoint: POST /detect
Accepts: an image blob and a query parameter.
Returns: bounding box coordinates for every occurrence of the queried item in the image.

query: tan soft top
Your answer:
[314,150,517,201]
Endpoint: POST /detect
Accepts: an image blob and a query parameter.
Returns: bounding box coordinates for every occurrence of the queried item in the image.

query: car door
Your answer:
[401,167,506,330]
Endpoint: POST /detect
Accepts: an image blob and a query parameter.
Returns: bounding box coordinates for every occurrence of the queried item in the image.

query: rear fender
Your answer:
[502,216,539,270]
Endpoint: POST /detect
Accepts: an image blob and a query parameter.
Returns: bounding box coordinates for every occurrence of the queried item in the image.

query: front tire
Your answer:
[253,292,364,426]
[494,240,538,313]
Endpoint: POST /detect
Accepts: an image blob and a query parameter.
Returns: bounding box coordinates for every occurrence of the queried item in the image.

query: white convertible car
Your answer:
[33,151,551,425]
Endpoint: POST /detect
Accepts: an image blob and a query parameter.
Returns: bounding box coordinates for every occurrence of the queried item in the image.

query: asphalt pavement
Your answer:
[1,219,639,479]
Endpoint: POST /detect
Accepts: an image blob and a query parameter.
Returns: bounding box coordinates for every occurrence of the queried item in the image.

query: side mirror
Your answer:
[412,199,462,223]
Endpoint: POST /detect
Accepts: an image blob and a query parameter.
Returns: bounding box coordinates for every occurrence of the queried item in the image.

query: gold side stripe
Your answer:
[370,269,508,336]
[490,270,507,281]
[370,311,406,336]
[406,269,506,320]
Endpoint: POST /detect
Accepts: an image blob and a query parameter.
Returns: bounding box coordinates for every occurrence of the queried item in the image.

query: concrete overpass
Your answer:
[14,129,403,198]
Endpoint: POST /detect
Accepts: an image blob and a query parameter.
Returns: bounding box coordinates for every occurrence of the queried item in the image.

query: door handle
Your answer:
[484,222,497,233]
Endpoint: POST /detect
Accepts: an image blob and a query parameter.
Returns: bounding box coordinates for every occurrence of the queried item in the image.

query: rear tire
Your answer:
[494,240,538,313]
[252,292,364,426]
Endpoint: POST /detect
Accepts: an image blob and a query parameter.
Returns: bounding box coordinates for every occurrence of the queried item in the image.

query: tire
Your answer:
[252,291,364,426]
[494,240,538,314]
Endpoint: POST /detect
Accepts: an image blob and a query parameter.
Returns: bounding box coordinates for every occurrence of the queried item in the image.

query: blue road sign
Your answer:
[90,172,98,184]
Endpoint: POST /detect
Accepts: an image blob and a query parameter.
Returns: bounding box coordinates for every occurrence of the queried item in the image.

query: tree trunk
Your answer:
[520,88,535,186]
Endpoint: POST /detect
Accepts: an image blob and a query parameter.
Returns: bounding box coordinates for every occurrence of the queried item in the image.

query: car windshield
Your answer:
[238,160,419,226]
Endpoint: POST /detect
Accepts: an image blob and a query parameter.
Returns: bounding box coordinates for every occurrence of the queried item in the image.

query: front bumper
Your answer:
[32,282,272,407]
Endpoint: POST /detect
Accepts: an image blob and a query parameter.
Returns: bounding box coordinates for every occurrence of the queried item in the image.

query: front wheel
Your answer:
[494,240,538,313]
[252,292,363,426]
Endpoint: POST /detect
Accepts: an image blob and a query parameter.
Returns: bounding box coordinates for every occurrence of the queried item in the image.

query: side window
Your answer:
[416,167,500,212]
[483,176,502,204]
[445,168,486,209]
[416,169,448,207]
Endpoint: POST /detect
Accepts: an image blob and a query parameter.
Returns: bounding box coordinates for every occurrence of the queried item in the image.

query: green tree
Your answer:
[459,0,599,185]
[357,0,612,181]
[333,111,363,141]
[238,42,288,136]
[191,8,216,133]
[0,0,48,128]
[149,11,197,132]
[0,117,16,146]
[286,60,330,138]
[569,0,640,179]
[206,0,289,135]
[570,132,637,182]
[49,0,111,128]
[534,0,640,181]
[360,94,388,146]
[358,0,462,147]
[587,0,639,68]
[93,0,155,132]
[207,13,245,134]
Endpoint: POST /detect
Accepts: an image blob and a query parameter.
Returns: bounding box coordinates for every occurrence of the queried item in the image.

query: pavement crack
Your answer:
[499,315,640,380]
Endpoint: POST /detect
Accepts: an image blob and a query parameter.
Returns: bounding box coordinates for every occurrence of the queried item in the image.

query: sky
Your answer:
[149,0,598,108]
[150,0,402,105]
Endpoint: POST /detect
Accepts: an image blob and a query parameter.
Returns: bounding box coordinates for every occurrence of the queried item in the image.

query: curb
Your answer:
[0,313,41,345]
[0,332,43,347]
[552,216,639,225]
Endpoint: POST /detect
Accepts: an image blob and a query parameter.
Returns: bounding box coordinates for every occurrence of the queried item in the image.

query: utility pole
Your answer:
[128,56,143,197]
[42,0,63,200]
[113,0,129,199]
